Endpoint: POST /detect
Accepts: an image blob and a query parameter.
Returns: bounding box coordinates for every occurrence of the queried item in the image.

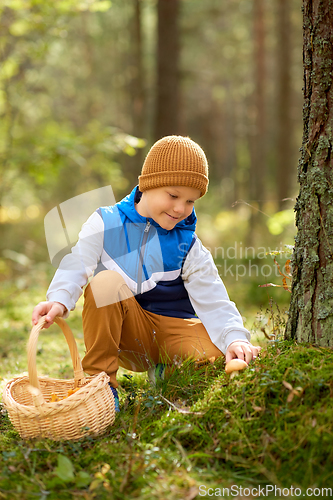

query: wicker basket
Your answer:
[2,316,116,441]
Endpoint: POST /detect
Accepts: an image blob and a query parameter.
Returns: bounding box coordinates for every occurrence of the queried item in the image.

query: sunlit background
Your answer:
[0,0,302,312]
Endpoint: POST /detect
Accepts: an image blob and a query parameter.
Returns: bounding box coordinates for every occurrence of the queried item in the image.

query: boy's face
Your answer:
[136,186,201,230]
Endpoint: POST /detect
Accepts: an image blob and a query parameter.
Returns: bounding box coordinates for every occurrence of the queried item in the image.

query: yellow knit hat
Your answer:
[138,135,209,197]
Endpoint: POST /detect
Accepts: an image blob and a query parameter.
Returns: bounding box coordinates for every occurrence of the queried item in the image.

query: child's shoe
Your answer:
[148,363,166,384]
[108,383,120,412]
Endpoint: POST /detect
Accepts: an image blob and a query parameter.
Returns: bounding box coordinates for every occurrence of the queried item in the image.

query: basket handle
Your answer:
[27,316,86,405]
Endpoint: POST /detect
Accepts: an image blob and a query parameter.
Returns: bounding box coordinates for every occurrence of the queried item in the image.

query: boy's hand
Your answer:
[226,341,261,364]
[32,301,67,329]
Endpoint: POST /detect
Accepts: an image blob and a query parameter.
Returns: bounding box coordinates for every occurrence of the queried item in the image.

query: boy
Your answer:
[32,136,260,408]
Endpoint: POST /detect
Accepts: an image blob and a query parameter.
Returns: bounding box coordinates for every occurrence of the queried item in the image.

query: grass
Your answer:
[0,262,333,499]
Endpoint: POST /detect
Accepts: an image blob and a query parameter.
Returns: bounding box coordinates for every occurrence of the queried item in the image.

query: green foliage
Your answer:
[54,454,75,482]
[267,209,295,236]
[0,0,145,215]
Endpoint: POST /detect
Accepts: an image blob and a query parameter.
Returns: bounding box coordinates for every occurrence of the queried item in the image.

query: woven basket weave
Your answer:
[2,316,115,441]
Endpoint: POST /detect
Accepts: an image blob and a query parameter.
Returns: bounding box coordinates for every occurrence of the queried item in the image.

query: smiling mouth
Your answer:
[165,213,179,220]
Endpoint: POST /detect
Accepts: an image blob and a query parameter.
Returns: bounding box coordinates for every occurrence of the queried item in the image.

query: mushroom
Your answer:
[225,359,248,379]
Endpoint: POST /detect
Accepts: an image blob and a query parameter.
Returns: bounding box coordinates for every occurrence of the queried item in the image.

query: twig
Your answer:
[160,395,205,416]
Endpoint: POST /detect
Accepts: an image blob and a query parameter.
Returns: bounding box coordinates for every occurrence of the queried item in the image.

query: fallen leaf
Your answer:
[285,259,292,276]
[287,392,295,403]
[185,487,199,500]
[282,381,293,391]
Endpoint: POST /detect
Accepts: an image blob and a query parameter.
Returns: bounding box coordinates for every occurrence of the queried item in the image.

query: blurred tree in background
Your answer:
[0,0,303,307]
[154,0,180,140]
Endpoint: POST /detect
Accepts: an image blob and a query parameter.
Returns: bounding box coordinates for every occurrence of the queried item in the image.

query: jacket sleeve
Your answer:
[46,211,104,314]
[181,237,251,354]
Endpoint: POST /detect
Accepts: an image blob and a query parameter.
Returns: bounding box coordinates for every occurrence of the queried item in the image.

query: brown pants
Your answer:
[82,270,223,388]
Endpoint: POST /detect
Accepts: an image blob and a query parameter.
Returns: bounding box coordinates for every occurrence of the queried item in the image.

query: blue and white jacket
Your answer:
[47,186,250,353]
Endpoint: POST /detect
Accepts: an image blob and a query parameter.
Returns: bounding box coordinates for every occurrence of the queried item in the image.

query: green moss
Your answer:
[1,266,333,498]
[1,341,333,498]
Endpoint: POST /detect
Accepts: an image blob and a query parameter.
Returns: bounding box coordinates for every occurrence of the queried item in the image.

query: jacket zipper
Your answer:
[137,220,150,295]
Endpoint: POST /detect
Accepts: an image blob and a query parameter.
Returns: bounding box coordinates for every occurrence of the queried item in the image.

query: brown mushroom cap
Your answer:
[225,359,248,374]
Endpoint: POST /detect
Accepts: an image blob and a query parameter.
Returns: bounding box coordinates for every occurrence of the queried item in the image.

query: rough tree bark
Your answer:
[285,0,333,347]
[154,0,180,141]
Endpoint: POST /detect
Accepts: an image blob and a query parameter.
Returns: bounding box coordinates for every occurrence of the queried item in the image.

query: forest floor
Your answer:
[0,263,332,500]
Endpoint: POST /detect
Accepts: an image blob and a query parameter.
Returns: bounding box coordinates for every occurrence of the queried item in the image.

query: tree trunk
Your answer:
[251,0,266,204]
[154,0,180,141]
[131,0,145,139]
[126,0,145,181]
[80,11,96,122]
[247,0,266,244]
[285,0,333,347]
[276,0,293,211]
